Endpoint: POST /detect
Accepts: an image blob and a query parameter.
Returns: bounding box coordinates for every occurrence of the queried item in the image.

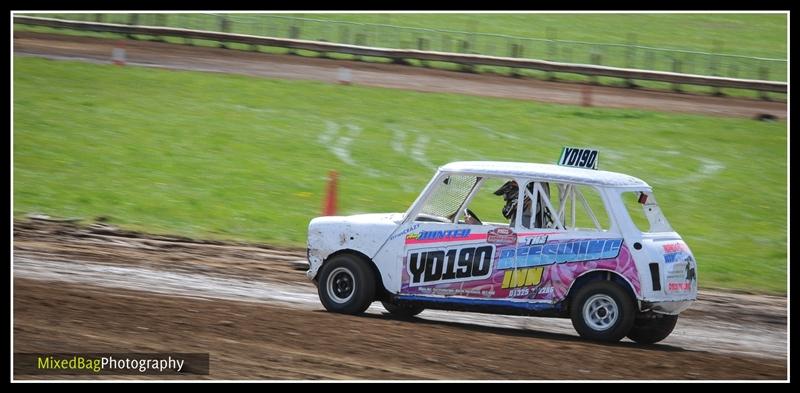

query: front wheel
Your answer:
[317,255,376,314]
[570,281,636,342]
[627,314,679,344]
[381,301,425,318]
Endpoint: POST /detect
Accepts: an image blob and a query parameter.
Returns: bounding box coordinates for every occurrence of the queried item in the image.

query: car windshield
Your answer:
[418,175,478,222]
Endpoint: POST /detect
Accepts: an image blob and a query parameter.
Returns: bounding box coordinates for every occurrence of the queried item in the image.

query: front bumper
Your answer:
[306,248,323,281]
[643,299,695,315]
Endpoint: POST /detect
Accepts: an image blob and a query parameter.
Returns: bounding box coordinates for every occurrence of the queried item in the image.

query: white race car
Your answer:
[307,151,697,343]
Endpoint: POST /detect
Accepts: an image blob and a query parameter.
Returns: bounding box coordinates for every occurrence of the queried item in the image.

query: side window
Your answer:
[559,185,610,231]
[520,182,609,231]
[457,177,516,226]
[518,181,558,230]
[621,191,672,233]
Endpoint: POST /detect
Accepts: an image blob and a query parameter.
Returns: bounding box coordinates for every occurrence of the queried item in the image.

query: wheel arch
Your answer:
[564,269,639,313]
[320,249,389,301]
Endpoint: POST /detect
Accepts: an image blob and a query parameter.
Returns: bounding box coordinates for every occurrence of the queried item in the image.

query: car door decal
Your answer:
[401,230,641,303]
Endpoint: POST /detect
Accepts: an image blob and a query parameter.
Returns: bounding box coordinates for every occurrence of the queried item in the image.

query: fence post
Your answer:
[625,33,637,87]
[508,43,523,77]
[150,14,167,42]
[644,50,655,72]
[248,18,259,52]
[126,14,139,40]
[546,27,557,80]
[563,47,572,63]
[459,40,476,73]
[339,25,350,44]
[709,40,723,95]
[759,66,770,100]
[354,33,367,61]
[417,37,428,51]
[392,37,408,65]
[672,58,682,92]
[589,51,602,84]
[729,63,739,79]
[459,39,470,53]
[468,20,478,57]
[418,37,429,67]
[179,15,193,46]
[218,16,230,49]
[94,14,104,23]
[288,25,301,55]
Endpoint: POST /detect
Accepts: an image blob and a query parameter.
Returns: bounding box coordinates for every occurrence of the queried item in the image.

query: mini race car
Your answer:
[307,149,697,343]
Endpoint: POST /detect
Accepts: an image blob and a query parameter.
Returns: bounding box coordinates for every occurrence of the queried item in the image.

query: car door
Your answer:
[400,221,499,298]
[501,181,632,304]
[397,175,518,301]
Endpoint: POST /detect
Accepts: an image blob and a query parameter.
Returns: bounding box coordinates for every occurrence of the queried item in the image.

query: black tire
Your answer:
[317,254,376,315]
[627,314,679,344]
[381,301,425,318]
[570,280,636,342]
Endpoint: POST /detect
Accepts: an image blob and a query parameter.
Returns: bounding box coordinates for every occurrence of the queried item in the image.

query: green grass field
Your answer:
[13,56,787,294]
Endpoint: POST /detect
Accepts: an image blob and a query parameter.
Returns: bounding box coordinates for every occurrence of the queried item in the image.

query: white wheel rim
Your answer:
[583,294,619,331]
[326,267,356,304]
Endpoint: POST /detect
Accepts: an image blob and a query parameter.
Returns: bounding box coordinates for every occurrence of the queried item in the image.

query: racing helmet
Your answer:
[494,181,527,219]
[494,181,550,223]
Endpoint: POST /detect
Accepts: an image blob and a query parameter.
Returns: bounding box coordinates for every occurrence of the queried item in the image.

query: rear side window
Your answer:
[622,191,672,233]
[562,185,610,231]
[521,182,609,231]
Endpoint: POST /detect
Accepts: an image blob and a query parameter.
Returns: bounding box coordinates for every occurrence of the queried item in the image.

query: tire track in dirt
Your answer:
[12,220,788,376]
[13,276,786,380]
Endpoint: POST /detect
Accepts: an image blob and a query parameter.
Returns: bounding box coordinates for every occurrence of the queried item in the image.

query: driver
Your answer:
[494,180,552,228]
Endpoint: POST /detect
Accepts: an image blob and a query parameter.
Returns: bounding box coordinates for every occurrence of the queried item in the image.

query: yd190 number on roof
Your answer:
[558,147,598,170]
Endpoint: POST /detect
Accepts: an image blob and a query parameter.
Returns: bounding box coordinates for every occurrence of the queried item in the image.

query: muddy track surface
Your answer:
[12,220,787,380]
[13,31,786,119]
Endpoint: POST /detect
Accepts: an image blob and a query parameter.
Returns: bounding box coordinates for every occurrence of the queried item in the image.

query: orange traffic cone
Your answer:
[322,170,338,216]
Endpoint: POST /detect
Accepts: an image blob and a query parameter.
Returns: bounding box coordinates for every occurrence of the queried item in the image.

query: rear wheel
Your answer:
[317,255,376,314]
[570,281,636,342]
[381,301,425,318]
[627,314,679,344]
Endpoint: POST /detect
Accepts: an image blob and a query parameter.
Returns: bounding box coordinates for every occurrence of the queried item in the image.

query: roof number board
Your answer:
[558,147,598,170]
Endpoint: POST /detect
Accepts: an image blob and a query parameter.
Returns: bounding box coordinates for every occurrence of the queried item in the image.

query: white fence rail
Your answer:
[14,16,787,94]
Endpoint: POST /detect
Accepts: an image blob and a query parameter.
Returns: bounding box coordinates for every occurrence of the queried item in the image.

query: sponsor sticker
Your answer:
[487,227,518,245]
[406,229,471,243]
[389,223,421,241]
[501,267,543,289]
[497,238,623,269]
[662,242,693,264]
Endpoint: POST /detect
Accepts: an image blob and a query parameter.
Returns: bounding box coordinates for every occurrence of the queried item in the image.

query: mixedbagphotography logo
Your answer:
[14,353,209,375]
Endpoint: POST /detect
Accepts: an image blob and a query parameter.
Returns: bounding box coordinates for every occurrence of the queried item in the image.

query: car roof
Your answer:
[439,161,650,188]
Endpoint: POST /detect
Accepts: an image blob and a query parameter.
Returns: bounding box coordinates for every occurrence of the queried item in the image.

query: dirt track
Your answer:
[13,31,787,119]
[12,220,787,380]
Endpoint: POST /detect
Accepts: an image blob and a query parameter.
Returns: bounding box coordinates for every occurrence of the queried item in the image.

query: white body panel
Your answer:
[306,213,403,282]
